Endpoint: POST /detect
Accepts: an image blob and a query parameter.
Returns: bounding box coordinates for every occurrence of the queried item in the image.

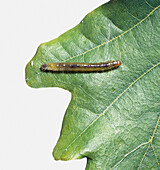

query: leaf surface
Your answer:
[25,0,160,169]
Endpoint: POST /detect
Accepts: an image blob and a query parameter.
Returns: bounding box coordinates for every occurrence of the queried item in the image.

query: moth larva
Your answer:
[40,60,121,72]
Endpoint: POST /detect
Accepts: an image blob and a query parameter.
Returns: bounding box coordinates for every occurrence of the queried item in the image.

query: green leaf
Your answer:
[25,0,160,169]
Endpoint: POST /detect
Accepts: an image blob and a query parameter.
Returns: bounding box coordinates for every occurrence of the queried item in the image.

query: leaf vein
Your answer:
[144,0,154,8]
[110,141,150,170]
[111,115,160,169]
[63,5,160,62]
[151,143,160,168]
[137,143,150,170]
[62,62,160,157]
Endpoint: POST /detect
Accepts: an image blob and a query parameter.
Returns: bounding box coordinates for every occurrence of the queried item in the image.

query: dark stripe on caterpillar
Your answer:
[40,60,121,72]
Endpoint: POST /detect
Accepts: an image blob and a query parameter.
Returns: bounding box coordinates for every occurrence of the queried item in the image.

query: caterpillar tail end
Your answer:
[40,64,48,71]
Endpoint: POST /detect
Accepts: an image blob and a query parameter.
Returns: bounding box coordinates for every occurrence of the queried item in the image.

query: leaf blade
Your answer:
[25,0,160,169]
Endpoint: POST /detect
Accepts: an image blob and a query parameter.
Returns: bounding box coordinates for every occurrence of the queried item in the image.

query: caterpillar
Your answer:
[40,60,121,72]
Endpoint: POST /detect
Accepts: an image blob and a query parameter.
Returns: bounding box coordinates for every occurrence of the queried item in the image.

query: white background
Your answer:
[0,0,109,169]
